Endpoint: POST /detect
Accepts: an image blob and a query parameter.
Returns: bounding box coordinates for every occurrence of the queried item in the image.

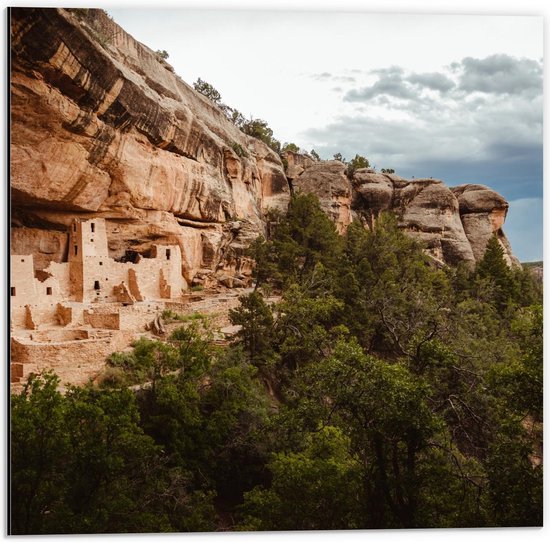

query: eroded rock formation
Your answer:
[11,7,517,286]
[284,153,517,267]
[10,7,289,286]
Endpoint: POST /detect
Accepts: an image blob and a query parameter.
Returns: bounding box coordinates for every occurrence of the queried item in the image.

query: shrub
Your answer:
[193,78,222,104]
[231,142,248,158]
[282,142,300,153]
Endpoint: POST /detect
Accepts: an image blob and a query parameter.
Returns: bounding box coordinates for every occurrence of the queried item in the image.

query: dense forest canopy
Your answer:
[11,194,542,533]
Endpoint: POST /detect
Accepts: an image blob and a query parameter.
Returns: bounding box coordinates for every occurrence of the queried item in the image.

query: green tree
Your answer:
[484,417,543,526]
[336,215,451,364]
[229,291,277,374]
[10,373,178,534]
[11,373,70,534]
[489,305,543,421]
[347,153,370,175]
[193,78,222,104]
[241,118,281,153]
[269,193,343,284]
[281,142,300,153]
[156,49,169,59]
[199,348,271,502]
[474,235,517,310]
[239,427,363,530]
[300,340,479,528]
[227,108,246,128]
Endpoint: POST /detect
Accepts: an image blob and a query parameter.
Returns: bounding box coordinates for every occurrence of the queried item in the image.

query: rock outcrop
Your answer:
[350,172,481,266]
[10,7,517,280]
[451,184,517,266]
[291,160,352,233]
[285,156,516,267]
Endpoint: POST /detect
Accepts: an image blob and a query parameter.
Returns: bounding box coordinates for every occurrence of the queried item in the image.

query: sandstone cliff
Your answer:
[10,7,289,288]
[10,8,517,283]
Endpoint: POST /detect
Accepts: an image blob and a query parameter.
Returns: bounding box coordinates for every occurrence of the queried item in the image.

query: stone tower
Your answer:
[68,218,110,302]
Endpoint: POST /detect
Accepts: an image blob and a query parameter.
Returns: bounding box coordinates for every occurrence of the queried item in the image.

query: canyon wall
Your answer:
[10,7,517,283]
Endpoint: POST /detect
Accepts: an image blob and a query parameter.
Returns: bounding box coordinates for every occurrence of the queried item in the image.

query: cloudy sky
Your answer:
[108,8,543,261]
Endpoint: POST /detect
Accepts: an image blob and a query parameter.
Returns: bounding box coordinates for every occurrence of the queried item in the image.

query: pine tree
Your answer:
[475,235,516,310]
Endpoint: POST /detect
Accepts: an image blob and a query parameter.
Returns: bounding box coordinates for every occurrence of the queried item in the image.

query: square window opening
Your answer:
[46,287,52,295]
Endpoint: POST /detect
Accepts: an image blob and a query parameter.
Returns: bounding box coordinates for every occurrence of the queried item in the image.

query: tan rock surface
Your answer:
[451,184,517,265]
[292,161,353,233]
[10,7,290,286]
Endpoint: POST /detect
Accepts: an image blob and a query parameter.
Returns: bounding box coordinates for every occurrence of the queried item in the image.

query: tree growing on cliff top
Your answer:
[346,154,370,176]
[281,142,300,153]
[241,118,281,153]
[193,78,222,105]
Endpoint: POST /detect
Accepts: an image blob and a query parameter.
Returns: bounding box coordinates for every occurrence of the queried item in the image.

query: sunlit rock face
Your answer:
[451,185,518,266]
[10,7,289,285]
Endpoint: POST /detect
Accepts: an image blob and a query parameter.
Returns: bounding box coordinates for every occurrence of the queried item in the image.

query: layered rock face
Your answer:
[10,7,289,286]
[10,8,517,281]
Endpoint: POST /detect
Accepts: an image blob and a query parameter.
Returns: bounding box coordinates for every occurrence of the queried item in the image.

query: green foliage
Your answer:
[484,417,543,526]
[241,118,281,153]
[281,142,300,153]
[381,168,395,173]
[239,427,363,530]
[474,235,516,310]
[229,291,277,374]
[10,373,176,533]
[193,78,222,104]
[310,149,320,160]
[336,215,451,360]
[191,79,282,152]
[103,321,213,388]
[248,194,343,289]
[346,153,370,176]
[269,193,342,285]
[11,188,543,532]
[231,141,248,158]
[332,152,345,162]
[488,305,543,421]
[156,49,169,59]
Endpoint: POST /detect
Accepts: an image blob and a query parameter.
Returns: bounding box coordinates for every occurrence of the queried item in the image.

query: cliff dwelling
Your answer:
[10,218,187,388]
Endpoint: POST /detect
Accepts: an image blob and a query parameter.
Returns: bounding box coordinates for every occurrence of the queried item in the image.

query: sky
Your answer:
[105,9,543,261]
